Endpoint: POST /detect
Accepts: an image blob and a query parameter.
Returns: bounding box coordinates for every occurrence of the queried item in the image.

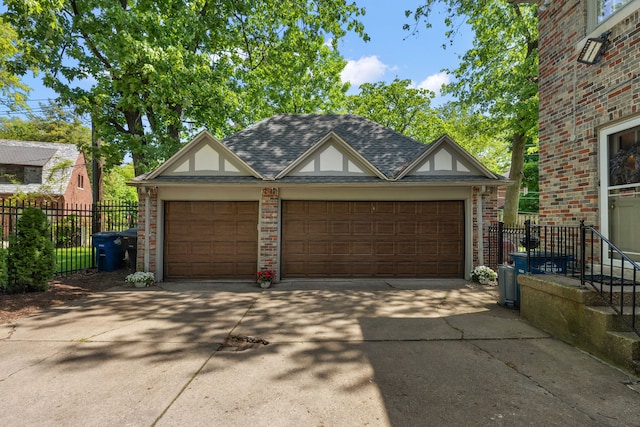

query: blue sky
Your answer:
[13,1,473,113]
[338,0,473,103]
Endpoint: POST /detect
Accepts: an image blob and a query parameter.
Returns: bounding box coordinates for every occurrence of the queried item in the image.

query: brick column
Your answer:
[259,187,280,280]
[136,187,158,276]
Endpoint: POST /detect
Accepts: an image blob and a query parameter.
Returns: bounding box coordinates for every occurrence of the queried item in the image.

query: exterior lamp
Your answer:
[577,31,611,65]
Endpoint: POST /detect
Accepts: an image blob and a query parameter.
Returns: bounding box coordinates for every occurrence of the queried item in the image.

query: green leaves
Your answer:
[5,0,367,175]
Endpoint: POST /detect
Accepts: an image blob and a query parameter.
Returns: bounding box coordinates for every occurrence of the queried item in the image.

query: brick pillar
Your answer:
[136,187,158,276]
[259,187,279,280]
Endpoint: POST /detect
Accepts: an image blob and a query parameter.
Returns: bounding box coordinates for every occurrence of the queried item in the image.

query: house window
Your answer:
[587,0,638,30]
[0,165,25,184]
[77,174,84,189]
[600,119,640,262]
[596,0,633,23]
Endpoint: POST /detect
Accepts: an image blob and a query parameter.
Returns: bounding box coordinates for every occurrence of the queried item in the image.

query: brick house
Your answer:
[538,0,640,263]
[0,140,92,206]
[131,114,506,282]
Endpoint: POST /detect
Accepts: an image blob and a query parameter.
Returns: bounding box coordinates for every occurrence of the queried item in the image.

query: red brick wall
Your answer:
[472,186,499,267]
[136,187,158,276]
[259,187,279,280]
[62,153,93,206]
[538,2,640,226]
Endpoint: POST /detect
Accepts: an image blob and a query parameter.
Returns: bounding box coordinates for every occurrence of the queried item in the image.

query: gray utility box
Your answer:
[498,265,518,308]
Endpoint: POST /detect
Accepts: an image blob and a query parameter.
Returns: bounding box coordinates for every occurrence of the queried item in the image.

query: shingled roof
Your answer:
[136,114,503,185]
[0,140,82,195]
[222,114,427,179]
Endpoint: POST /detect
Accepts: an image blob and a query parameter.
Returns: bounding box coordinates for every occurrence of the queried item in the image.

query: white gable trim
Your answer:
[397,135,498,180]
[146,130,262,180]
[275,131,387,180]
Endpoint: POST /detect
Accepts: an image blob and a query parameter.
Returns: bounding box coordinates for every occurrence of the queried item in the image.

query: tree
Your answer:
[345,79,509,171]
[103,163,138,203]
[0,101,91,148]
[345,78,441,141]
[5,0,367,176]
[519,150,539,213]
[407,0,538,224]
[0,17,29,110]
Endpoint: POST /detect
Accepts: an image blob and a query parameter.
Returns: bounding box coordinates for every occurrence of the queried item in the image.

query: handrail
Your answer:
[490,220,640,337]
[580,223,639,336]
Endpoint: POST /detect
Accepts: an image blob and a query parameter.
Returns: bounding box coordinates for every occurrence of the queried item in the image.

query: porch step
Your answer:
[584,305,640,374]
[584,305,635,333]
[605,331,640,375]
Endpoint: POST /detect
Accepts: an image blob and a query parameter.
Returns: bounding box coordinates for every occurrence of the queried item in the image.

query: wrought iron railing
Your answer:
[489,220,639,336]
[1,199,138,276]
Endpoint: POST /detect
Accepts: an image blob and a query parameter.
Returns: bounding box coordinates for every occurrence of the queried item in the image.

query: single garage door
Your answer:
[164,201,258,279]
[282,201,464,278]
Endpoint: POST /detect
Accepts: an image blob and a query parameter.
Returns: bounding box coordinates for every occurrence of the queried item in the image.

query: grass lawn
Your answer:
[55,247,94,274]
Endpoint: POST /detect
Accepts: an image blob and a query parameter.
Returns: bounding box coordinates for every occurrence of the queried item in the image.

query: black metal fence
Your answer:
[1,200,138,276]
[488,220,639,335]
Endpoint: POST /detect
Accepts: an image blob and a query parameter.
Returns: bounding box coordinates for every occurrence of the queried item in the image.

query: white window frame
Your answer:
[598,115,640,265]
[586,0,640,34]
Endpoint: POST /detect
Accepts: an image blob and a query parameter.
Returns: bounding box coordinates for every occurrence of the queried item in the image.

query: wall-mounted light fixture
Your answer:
[577,31,611,65]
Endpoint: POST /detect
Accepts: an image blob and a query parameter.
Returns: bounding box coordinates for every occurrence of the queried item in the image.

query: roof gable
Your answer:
[146,131,262,180]
[276,132,386,179]
[397,135,498,180]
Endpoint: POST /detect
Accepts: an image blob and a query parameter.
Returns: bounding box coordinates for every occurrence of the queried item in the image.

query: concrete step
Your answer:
[585,305,635,333]
[605,331,640,375]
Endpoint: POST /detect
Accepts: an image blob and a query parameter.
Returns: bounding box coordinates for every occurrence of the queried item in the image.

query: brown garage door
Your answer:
[164,201,258,279]
[282,201,464,278]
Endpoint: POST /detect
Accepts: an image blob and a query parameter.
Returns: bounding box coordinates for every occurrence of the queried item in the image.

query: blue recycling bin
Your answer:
[511,252,571,275]
[93,231,125,271]
[508,252,572,309]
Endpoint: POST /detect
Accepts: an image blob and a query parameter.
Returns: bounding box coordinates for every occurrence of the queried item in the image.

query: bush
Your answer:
[6,207,56,293]
[0,247,7,291]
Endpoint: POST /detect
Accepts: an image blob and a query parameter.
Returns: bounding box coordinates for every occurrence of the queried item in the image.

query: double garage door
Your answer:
[164,200,464,280]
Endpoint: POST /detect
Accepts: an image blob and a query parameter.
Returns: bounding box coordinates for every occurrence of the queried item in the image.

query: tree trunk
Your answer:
[503,132,526,225]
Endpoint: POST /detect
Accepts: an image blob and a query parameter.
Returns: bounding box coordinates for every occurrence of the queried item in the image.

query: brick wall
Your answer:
[472,186,499,267]
[539,2,640,226]
[136,187,158,276]
[259,187,279,280]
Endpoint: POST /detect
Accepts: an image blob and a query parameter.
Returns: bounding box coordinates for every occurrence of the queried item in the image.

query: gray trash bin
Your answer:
[498,265,518,308]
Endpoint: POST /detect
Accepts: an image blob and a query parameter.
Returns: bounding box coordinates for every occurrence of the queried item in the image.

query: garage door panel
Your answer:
[309,241,329,255]
[282,200,463,278]
[375,222,394,235]
[397,222,417,235]
[396,241,418,256]
[352,241,373,255]
[331,221,350,234]
[308,220,328,234]
[164,201,258,280]
[331,242,350,255]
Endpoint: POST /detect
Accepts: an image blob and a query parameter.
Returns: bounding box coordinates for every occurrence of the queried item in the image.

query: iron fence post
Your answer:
[525,219,531,273]
[498,221,504,265]
[580,220,586,288]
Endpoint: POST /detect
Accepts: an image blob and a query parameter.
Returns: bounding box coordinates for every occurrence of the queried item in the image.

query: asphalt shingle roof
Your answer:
[0,140,81,195]
[222,114,427,179]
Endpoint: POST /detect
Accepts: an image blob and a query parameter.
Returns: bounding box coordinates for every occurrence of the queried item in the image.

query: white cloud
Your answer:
[341,55,388,86]
[415,72,450,94]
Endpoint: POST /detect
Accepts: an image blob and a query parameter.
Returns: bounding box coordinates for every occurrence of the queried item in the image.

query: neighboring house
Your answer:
[0,139,92,206]
[131,114,506,282]
[537,0,640,262]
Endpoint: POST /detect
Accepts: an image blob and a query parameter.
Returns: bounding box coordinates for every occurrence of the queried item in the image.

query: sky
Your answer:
[338,0,473,103]
[10,0,474,116]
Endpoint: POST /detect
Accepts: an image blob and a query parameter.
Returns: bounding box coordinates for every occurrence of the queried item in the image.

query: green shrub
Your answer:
[0,247,7,291]
[6,207,56,293]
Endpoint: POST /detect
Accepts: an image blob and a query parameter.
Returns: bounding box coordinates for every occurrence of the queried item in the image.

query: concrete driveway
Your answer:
[1,279,638,426]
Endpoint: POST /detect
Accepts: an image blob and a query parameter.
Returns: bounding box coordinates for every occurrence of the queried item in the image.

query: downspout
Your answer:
[144,187,150,272]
